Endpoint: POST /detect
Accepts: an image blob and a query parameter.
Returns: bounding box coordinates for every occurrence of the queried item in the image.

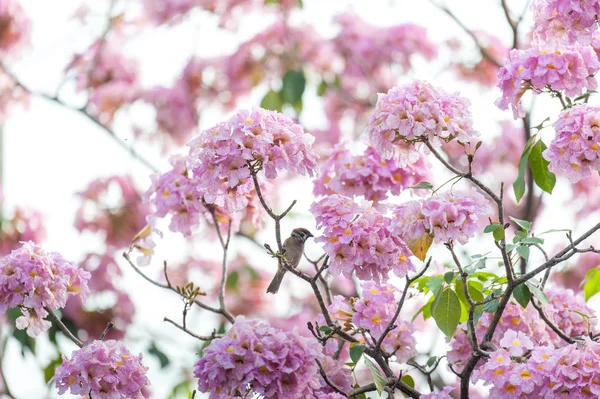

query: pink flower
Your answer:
[496,46,600,119]
[53,340,149,398]
[0,0,30,55]
[543,105,600,182]
[367,81,478,163]
[193,316,327,399]
[188,108,318,213]
[314,144,432,203]
[532,0,600,47]
[311,195,415,282]
[392,191,493,245]
[499,329,534,356]
[75,175,151,251]
[0,241,90,337]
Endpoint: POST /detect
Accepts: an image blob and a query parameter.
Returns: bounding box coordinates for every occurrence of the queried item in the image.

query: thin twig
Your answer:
[46,308,84,348]
[530,299,576,344]
[99,322,114,340]
[316,359,348,396]
[164,317,222,341]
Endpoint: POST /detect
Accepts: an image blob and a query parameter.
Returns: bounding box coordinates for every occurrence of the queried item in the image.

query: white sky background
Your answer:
[2,0,598,398]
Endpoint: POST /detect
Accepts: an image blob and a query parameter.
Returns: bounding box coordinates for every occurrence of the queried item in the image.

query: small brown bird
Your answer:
[266,227,314,294]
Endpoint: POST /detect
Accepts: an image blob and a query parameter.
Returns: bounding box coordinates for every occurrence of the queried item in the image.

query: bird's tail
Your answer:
[266,267,287,294]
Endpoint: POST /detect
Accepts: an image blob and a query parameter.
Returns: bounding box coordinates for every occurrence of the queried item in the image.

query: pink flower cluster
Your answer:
[142,59,201,146]
[53,340,149,398]
[475,336,600,398]
[314,144,431,203]
[367,81,478,163]
[420,387,454,399]
[194,316,325,399]
[0,241,90,337]
[328,282,417,362]
[145,155,205,236]
[333,11,437,79]
[449,289,598,371]
[188,108,318,212]
[496,45,600,119]
[0,205,45,256]
[392,191,492,245]
[0,0,30,55]
[67,41,140,123]
[532,0,600,47]
[75,175,150,251]
[543,105,600,182]
[310,195,415,282]
[454,32,508,87]
[63,253,134,341]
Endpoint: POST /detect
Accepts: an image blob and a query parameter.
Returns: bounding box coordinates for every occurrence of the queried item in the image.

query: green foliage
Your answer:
[529,139,556,194]
[431,287,461,339]
[349,343,365,364]
[149,342,170,369]
[513,283,532,308]
[260,90,284,112]
[281,70,306,104]
[44,356,63,383]
[583,267,600,301]
[364,357,386,395]
[514,135,536,202]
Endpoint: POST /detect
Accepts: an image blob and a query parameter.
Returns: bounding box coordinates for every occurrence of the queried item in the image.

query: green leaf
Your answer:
[168,381,193,399]
[8,308,36,356]
[409,181,434,190]
[281,70,306,104]
[493,225,505,241]
[509,216,532,231]
[514,136,536,202]
[432,287,461,339]
[426,356,438,368]
[483,297,499,313]
[364,357,387,395]
[425,276,444,296]
[319,326,333,335]
[583,267,600,301]
[529,139,556,194]
[444,271,455,284]
[149,342,170,369]
[516,246,530,262]
[513,283,531,308]
[401,374,415,388]
[484,223,501,233]
[43,356,63,383]
[317,80,328,96]
[521,237,544,245]
[525,281,549,306]
[226,271,239,290]
[260,90,283,111]
[349,343,365,364]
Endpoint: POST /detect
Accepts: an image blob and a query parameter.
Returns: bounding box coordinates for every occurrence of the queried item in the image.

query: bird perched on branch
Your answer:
[266,227,314,294]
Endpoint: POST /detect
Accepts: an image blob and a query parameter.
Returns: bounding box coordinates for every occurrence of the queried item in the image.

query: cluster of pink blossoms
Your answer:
[314,144,431,203]
[194,316,349,398]
[531,0,600,47]
[0,241,90,337]
[391,191,492,245]
[66,41,140,123]
[75,175,150,251]
[496,45,600,119]
[449,289,597,371]
[328,282,417,362]
[188,108,318,212]
[53,340,149,398]
[145,155,205,236]
[367,81,478,163]
[475,336,600,398]
[0,0,30,55]
[310,195,415,282]
[145,154,270,237]
[0,205,45,256]
[542,105,600,182]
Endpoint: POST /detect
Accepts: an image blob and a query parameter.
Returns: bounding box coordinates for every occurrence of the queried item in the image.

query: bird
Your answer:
[266,227,314,294]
